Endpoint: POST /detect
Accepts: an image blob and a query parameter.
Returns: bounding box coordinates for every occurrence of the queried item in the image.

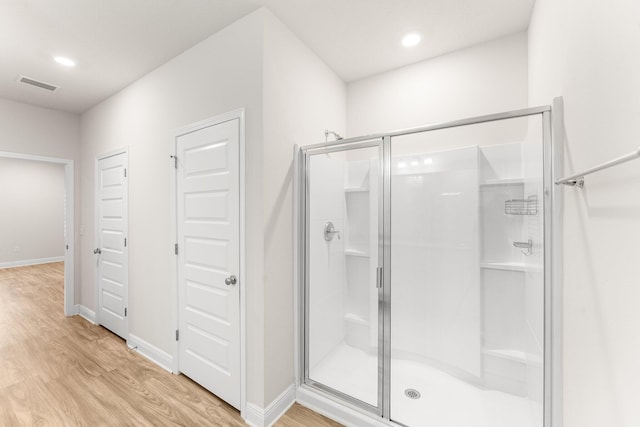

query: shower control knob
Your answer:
[225,275,237,286]
[324,222,341,241]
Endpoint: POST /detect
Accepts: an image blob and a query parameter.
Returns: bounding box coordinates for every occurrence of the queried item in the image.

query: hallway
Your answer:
[0,263,338,426]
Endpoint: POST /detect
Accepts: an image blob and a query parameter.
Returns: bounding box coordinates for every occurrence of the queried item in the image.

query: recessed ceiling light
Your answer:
[401,33,422,47]
[54,56,76,67]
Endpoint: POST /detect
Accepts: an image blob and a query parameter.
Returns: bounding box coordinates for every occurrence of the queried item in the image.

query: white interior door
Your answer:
[96,151,128,339]
[176,119,240,409]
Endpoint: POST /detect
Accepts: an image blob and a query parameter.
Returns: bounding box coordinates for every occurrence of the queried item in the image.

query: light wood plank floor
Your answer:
[0,262,342,426]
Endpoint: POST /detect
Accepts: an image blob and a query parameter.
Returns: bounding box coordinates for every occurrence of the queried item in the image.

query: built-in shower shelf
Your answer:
[344,186,369,193]
[345,312,369,326]
[480,262,543,273]
[481,262,527,272]
[480,178,525,187]
[345,249,369,257]
[482,348,527,363]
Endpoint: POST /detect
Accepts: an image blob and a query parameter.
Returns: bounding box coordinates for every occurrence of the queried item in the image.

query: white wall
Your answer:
[0,98,80,296]
[262,10,346,404]
[0,157,65,265]
[529,1,640,426]
[0,98,80,160]
[81,9,265,406]
[347,32,528,137]
[80,7,346,410]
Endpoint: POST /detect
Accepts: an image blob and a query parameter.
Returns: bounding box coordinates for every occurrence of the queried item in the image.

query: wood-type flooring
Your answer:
[0,262,341,426]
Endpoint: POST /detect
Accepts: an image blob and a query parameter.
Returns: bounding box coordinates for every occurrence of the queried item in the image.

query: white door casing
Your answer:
[96,151,128,339]
[176,118,241,409]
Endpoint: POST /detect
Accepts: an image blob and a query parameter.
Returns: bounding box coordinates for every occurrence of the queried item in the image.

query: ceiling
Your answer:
[0,0,535,114]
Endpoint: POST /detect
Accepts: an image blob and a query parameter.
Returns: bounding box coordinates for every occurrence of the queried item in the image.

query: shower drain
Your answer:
[404,388,421,399]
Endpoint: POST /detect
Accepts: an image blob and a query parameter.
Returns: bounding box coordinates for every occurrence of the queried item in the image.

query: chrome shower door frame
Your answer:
[301,138,385,416]
[297,102,562,426]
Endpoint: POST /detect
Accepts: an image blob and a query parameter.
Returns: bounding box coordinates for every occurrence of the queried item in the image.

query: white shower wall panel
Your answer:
[391,145,481,378]
[479,142,523,181]
[309,153,347,222]
[308,217,345,370]
[345,192,370,254]
[477,133,544,422]
[308,154,346,370]
[482,269,526,351]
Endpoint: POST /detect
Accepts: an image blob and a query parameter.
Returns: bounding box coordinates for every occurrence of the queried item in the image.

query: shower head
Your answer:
[324,129,343,142]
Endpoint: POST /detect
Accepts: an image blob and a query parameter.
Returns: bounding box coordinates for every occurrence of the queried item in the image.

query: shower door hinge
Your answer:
[175,329,179,341]
[174,243,178,255]
[124,238,127,247]
[376,267,383,289]
[124,168,127,177]
[124,307,127,317]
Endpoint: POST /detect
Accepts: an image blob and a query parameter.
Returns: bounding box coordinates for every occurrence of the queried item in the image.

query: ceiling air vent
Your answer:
[17,75,59,92]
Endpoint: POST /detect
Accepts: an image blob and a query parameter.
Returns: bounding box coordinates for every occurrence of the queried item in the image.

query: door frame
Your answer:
[169,108,246,415]
[0,151,75,316]
[94,147,129,335]
[299,139,385,415]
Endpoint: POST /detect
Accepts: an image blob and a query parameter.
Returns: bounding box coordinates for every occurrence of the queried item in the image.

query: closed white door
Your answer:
[96,152,128,339]
[176,119,240,409]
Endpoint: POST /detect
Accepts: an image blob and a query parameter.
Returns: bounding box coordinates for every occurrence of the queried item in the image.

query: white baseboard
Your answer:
[75,304,96,324]
[127,333,174,373]
[0,256,65,269]
[245,383,296,427]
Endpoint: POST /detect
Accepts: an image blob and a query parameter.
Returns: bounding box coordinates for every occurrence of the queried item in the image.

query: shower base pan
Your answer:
[308,342,540,427]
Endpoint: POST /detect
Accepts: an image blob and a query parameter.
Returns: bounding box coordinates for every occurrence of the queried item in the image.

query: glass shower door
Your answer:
[388,115,545,427]
[304,142,382,410]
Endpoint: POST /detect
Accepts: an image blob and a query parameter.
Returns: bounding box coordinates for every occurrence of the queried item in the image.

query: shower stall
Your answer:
[295,104,561,427]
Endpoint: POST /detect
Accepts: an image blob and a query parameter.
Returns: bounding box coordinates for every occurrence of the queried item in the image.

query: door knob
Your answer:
[225,275,237,286]
[93,248,101,254]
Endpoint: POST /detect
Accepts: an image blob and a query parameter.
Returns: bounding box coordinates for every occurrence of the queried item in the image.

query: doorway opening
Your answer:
[0,151,75,316]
